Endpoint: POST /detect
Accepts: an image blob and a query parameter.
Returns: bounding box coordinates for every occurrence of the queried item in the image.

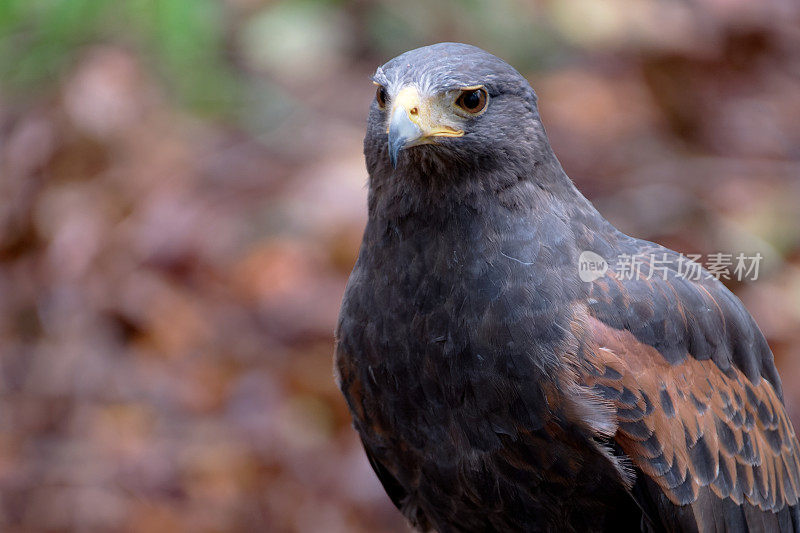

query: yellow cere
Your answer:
[387,86,464,139]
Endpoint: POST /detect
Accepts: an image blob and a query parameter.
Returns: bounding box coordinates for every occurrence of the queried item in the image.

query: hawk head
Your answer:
[365,43,554,181]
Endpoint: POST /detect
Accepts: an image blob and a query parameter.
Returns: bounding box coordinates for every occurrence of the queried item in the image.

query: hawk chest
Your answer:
[338,243,495,438]
[335,223,573,453]
[333,216,634,530]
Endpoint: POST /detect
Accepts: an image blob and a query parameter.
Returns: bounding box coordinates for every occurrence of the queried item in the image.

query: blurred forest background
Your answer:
[1,0,799,531]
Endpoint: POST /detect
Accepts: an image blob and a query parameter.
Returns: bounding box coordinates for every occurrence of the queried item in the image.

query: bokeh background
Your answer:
[1,1,799,531]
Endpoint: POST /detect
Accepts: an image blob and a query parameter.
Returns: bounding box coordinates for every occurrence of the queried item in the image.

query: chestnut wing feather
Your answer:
[580,314,800,510]
[573,243,800,529]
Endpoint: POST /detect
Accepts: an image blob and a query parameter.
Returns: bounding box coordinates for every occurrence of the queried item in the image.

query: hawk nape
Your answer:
[335,43,800,532]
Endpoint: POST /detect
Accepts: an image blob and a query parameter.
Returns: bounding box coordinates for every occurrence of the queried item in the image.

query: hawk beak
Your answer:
[386,86,464,168]
[388,106,423,168]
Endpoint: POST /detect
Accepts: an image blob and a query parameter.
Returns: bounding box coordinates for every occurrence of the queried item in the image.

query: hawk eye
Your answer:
[375,85,388,109]
[456,88,488,114]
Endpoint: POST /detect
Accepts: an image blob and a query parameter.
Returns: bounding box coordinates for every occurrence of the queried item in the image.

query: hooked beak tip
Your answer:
[387,107,422,169]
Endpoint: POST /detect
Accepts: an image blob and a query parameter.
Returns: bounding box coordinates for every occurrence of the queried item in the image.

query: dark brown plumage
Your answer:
[335,43,800,532]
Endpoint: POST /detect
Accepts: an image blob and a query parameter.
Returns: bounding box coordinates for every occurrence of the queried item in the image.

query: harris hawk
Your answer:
[334,43,800,532]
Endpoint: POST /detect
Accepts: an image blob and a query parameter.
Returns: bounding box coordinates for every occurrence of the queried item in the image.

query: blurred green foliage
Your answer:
[0,0,240,115]
[364,0,566,71]
[0,0,574,121]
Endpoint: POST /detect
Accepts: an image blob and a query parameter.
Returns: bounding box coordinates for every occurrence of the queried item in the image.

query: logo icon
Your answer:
[578,251,608,282]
